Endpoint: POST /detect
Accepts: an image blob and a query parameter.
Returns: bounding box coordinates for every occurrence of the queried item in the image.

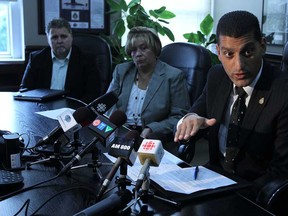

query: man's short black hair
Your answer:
[216,10,262,44]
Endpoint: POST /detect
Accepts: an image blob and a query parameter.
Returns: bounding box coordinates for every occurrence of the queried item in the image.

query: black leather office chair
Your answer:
[73,33,112,96]
[159,42,212,162]
[280,40,288,73]
[256,178,288,216]
[159,42,212,105]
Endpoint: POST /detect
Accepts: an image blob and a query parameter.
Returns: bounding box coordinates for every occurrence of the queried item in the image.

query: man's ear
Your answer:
[216,44,221,62]
[260,37,267,55]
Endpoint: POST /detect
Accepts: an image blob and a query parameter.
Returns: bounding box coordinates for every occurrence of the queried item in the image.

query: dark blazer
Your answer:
[191,61,288,192]
[107,60,190,136]
[20,45,100,103]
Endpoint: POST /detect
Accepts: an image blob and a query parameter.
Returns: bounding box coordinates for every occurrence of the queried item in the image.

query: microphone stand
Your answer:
[68,130,83,154]
[120,170,180,215]
[26,139,70,171]
[70,146,113,179]
[115,163,133,190]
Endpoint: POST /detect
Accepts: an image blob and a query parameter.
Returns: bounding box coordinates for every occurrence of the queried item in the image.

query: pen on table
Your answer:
[194,166,199,180]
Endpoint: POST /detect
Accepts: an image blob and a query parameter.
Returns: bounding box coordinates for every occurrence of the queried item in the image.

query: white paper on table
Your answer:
[35,108,75,120]
[104,151,237,195]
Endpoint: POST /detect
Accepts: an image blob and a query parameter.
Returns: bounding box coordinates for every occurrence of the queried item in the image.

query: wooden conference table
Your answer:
[0,92,274,216]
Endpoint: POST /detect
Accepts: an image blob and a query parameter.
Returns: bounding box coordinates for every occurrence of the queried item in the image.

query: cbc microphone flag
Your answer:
[137,139,164,166]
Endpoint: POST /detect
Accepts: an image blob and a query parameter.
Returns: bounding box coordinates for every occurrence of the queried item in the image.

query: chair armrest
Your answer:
[256,177,288,215]
[178,141,196,163]
[177,131,207,163]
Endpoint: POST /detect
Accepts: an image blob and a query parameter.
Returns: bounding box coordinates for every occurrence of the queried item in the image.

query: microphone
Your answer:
[88,109,127,146]
[96,130,140,200]
[73,189,132,216]
[58,110,127,175]
[35,91,118,147]
[134,138,165,192]
[86,91,118,115]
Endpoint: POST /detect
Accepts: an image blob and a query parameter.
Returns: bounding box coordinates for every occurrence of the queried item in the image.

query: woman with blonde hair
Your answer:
[107,26,190,141]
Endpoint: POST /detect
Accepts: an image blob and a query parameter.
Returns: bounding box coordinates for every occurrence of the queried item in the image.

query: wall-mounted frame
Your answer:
[38,0,109,35]
[262,0,288,46]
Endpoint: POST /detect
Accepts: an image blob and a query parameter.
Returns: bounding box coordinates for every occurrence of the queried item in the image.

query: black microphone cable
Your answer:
[65,96,88,106]
[0,137,104,201]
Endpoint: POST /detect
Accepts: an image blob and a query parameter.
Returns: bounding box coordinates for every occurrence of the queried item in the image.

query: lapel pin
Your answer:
[259,97,264,104]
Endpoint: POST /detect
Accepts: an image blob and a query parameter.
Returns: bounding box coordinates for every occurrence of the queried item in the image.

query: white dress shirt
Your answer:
[50,49,71,90]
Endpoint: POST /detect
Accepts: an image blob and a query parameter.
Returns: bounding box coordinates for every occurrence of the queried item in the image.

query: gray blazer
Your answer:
[107,60,190,135]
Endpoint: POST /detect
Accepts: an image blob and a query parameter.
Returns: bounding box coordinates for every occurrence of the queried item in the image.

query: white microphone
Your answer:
[135,138,164,192]
[57,109,82,133]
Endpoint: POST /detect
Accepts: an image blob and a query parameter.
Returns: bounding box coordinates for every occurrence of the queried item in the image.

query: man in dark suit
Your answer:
[20,18,100,103]
[174,10,288,200]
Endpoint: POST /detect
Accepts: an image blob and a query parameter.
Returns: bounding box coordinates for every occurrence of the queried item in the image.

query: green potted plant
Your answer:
[183,14,220,65]
[103,0,176,64]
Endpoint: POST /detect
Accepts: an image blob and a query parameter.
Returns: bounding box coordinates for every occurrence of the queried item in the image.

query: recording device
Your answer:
[35,91,118,148]
[73,189,132,216]
[135,138,164,192]
[0,133,25,170]
[58,110,127,175]
[96,130,140,200]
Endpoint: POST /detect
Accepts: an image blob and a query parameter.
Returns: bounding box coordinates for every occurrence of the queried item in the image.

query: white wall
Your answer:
[23,0,47,46]
[212,0,282,54]
[212,0,263,26]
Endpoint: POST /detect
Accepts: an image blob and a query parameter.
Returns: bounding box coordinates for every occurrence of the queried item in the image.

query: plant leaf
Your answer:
[113,19,126,38]
[154,6,166,14]
[163,26,175,41]
[158,19,169,24]
[200,14,214,36]
[106,0,122,11]
[127,0,141,8]
[197,31,205,44]
[158,10,176,19]
[154,22,164,35]
[119,0,128,11]
[149,10,159,19]
[183,33,191,40]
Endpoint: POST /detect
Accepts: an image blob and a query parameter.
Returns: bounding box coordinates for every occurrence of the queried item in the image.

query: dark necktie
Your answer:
[224,87,247,173]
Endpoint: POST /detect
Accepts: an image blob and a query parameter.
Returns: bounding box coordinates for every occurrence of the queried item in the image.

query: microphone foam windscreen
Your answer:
[109,110,127,127]
[73,107,96,127]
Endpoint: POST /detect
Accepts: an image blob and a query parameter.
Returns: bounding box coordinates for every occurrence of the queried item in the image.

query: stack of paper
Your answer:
[105,150,236,195]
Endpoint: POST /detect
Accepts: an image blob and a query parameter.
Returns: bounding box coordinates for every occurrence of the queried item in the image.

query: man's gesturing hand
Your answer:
[174,114,216,142]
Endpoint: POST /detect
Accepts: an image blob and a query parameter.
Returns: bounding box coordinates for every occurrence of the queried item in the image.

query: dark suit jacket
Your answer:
[107,60,190,136]
[20,45,100,103]
[191,61,288,192]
